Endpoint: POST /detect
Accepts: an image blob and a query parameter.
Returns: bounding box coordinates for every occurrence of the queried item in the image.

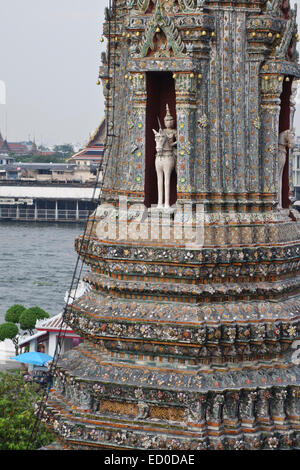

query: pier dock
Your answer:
[0,181,100,222]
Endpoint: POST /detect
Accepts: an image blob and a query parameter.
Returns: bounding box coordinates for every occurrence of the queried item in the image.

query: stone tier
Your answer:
[83,207,300,248]
[41,343,300,451]
[82,271,300,303]
[65,286,299,363]
[66,216,300,364]
[76,236,300,286]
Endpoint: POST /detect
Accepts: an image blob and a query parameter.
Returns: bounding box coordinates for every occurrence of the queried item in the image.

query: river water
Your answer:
[0,221,85,323]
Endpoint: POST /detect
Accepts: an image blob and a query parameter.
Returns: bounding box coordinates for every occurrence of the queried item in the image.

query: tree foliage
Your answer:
[15,153,69,163]
[53,144,74,157]
[19,307,49,334]
[0,371,55,450]
[0,305,50,352]
[19,312,37,333]
[5,304,26,324]
[0,323,19,342]
[25,306,50,322]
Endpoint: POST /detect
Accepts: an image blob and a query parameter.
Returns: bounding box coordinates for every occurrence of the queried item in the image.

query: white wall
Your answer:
[0,339,15,363]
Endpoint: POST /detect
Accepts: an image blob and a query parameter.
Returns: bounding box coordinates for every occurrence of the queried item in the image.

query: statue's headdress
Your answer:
[164,104,174,122]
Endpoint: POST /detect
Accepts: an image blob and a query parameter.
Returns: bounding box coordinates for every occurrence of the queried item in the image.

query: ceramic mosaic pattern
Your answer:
[44,0,300,450]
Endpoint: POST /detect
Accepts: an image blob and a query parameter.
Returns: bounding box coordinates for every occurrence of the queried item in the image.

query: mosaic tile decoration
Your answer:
[44,0,300,450]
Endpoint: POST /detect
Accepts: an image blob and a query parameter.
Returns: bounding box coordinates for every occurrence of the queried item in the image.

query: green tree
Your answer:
[15,153,70,163]
[19,307,49,335]
[31,153,67,163]
[19,312,36,334]
[0,371,55,450]
[25,306,49,322]
[5,304,26,324]
[0,305,50,352]
[53,144,74,157]
[0,323,19,354]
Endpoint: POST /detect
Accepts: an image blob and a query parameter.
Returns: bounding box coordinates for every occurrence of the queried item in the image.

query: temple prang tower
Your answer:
[43,0,300,450]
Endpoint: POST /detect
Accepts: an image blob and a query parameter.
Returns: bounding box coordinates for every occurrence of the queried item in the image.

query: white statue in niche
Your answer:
[277,128,295,209]
[153,104,177,209]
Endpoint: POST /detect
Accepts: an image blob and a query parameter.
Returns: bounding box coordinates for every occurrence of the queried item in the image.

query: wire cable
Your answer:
[27,0,119,448]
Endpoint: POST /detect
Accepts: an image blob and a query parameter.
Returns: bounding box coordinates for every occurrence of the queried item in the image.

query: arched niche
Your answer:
[144,71,177,208]
[279,76,293,209]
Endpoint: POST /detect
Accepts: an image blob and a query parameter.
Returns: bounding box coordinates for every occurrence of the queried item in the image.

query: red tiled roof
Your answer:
[0,140,10,153]
[36,313,78,334]
[0,141,29,154]
[88,118,106,146]
[34,151,55,156]
[69,118,106,163]
[9,143,26,148]
[72,145,104,162]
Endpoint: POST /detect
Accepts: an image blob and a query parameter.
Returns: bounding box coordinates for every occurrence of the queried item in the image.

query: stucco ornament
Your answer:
[275,7,298,58]
[139,0,185,58]
[126,0,136,9]
[153,104,177,209]
[137,0,201,14]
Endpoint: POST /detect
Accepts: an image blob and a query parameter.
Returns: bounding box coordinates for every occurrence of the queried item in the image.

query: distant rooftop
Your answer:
[70,118,105,163]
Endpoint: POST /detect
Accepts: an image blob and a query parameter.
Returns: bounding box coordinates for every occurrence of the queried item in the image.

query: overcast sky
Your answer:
[0,0,299,147]
[0,0,106,147]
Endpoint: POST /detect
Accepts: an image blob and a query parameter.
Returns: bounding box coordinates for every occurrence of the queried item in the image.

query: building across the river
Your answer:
[0,180,101,222]
[0,154,15,166]
[0,120,106,222]
[0,162,98,183]
[68,118,105,168]
[0,161,101,223]
[0,139,31,156]
[0,132,35,156]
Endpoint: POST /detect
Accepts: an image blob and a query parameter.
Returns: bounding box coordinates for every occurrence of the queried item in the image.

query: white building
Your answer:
[0,153,15,166]
[18,312,82,359]
[0,181,101,222]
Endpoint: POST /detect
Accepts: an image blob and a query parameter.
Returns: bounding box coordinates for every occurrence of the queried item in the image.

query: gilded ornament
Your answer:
[198,114,208,128]
[252,116,261,129]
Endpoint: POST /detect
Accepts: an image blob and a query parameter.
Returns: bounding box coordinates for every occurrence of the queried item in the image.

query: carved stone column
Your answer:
[289,79,298,202]
[271,388,288,429]
[185,395,207,431]
[255,389,272,429]
[126,72,147,194]
[207,393,225,435]
[260,74,283,198]
[239,390,258,430]
[223,391,240,432]
[175,72,197,198]
[246,55,265,195]
[286,387,300,427]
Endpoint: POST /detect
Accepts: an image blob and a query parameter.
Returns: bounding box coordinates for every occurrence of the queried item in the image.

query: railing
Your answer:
[0,208,90,222]
[0,179,99,188]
